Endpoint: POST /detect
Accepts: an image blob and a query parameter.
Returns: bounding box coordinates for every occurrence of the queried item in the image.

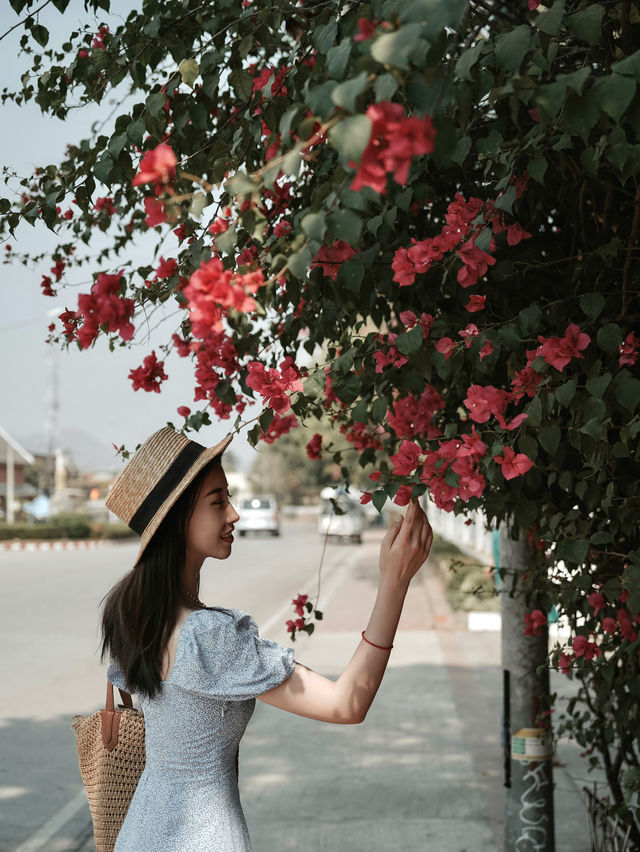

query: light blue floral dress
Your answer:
[107,607,296,851]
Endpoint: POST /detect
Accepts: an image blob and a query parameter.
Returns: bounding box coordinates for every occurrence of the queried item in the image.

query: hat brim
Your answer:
[132,434,233,566]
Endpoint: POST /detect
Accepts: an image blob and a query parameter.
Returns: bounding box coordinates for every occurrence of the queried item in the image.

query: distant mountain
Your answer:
[20,427,120,472]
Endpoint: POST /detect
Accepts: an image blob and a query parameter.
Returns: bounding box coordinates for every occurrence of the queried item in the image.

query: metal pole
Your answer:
[501,528,555,852]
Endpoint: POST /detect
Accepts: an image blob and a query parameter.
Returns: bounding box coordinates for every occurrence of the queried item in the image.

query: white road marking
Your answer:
[12,787,88,852]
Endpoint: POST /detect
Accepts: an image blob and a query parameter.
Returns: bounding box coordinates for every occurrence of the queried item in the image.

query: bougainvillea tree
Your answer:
[2,0,640,839]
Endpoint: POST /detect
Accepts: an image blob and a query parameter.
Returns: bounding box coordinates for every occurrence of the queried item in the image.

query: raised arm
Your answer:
[257,499,433,724]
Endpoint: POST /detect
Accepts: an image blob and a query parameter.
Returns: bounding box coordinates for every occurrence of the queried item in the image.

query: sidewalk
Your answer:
[76,531,590,851]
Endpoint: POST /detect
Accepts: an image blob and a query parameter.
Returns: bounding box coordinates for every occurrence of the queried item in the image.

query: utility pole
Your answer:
[501,528,555,852]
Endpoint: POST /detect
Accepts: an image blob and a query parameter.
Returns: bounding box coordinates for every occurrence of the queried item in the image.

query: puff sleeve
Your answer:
[170,607,296,700]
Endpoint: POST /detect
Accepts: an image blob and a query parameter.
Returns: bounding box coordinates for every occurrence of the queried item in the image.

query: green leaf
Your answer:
[567,5,605,44]
[579,292,605,321]
[178,59,199,89]
[518,434,539,462]
[596,323,622,355]
[93,154,113,185]
[330,72,370,113]
[337,259,364,296]
[288,247,312,280]
[373,73,398,102]
[495,185,516,213]
[314,18,337,54]
[539,424,561,456]
[225,171,257,196]
[586,373,611,399]
[455,42,485,81]
[326,208,363,247]
[451,136,472,166]
[536,68,591,119]
[146,92,167,116]
[301,212,326,243]
[394,325,424,356]
[304,80,337,119]
[229,68,253,101]
[536,0,565,37]
[372,490,387,512]
[615,371,640,412]
[31,24,49,47]
[214,223,237,254]
[331,372,361,405]
[519,305,543,334]
[303,370,325,400]
[592,74,637,122]
[527,155,547,184]
[556,537,589,565]
[372,395,388,422]
[327,38,352,81]
[612,50,640,81]
[371,24,424,70]
[494,26,531,73]
[580,418,604,439]
[526,394,543,427]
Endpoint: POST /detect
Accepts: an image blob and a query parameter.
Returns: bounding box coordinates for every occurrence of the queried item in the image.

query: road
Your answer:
[0,521,365,852]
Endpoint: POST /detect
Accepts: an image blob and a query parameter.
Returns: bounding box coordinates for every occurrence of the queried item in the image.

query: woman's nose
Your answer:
[228,501,240,524]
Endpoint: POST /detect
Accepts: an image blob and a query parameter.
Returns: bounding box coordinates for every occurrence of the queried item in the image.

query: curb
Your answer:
[0,539,113,552]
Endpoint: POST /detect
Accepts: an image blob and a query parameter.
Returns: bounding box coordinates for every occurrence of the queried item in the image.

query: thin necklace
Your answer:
[183,588,206,609]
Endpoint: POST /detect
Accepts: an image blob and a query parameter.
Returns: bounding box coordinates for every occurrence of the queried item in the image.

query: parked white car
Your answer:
[317,487,363,544]
[237,495,280,537]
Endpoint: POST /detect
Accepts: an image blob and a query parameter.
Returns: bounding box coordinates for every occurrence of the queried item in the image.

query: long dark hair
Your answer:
[100,458,221,699]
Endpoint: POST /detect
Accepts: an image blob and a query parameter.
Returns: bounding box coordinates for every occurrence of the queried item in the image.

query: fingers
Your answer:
[382,516,403,550]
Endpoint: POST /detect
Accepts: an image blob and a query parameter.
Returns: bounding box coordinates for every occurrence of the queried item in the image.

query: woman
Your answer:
[102,426,432,851]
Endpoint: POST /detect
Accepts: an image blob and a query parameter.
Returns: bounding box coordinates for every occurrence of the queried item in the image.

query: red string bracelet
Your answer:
[361,630,393,651]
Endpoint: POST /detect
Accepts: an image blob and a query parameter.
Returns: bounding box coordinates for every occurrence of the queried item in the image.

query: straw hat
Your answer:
[106,427,233,564]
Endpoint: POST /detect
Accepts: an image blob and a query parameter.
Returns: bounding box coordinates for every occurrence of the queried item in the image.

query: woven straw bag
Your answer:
[72,681,145,852]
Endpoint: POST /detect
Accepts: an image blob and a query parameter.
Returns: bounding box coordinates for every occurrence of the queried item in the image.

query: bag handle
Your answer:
[102,680,134,751]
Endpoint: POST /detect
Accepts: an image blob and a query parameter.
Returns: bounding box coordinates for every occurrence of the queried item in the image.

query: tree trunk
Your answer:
[501,528,555,852]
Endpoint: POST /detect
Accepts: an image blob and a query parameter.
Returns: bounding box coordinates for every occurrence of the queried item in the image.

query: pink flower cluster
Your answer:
[464,385,528,431]
[261,413,298,444]
[311,241,356,281]
[523,609,547,636]
[128,351,168,393]
[387,385,444,440]
[349,102,436,194]
[132,143,177,187]
[420,430,488,510]
[246,356,303,414]
[306,433,323,459]
[528,323,591,371]
[373,333,408,373]
[340,421,384,451]
[183,256,264,339]
[619,331,639,367]
[62,271,135,349]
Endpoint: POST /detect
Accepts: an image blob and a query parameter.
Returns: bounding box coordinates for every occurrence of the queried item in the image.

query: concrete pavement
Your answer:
[66,529,589,852]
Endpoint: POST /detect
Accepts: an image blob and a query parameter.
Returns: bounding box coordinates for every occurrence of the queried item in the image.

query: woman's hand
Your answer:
[379,498,433,588]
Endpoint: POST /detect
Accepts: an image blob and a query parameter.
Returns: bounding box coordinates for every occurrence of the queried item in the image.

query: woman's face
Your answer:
[185,464,239,563]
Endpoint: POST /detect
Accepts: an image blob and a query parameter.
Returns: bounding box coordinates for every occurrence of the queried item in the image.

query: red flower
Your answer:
[369,470,382,482]
[209,217,229,235]
[261,413,298,444]
[456,239,496,288]
[360,491,373,505]
[558,653,572,675]
[619,332,640,368]
[91,24,109,49]
[602,617,617,634]
[51,259,66,281]
[246,357,303,414]
[393,485,413,506]
[144,197,167,227]
[387,386,443,440]
[177,406,191,418]
[156,256,178,279]
[572,635,602,661]
[292,593,309,617]
[479,340,494,361]
[273,220,292,238]
[494,447,534,480]
[40,275,56,297]
[435,337,456,360]
[466,294,486,312]
[458,323,479,347]
[132,143,177,187]
[74,271,135,349]
[350,102,436,194]
[464,385,515,428]
[587,592,606,616]
[306,433,323,460]
[354,18,379,41]
[128,351,168,393]
[390,440,422,476]
[311,241,356,281]
[505,222,532,246]
[511,366,543,400]
[94,196,116,216]
[532,324,591,372]
[523,609,547,636]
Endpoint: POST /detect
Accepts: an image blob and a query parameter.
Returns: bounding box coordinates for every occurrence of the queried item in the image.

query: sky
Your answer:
[0,1,257,472]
